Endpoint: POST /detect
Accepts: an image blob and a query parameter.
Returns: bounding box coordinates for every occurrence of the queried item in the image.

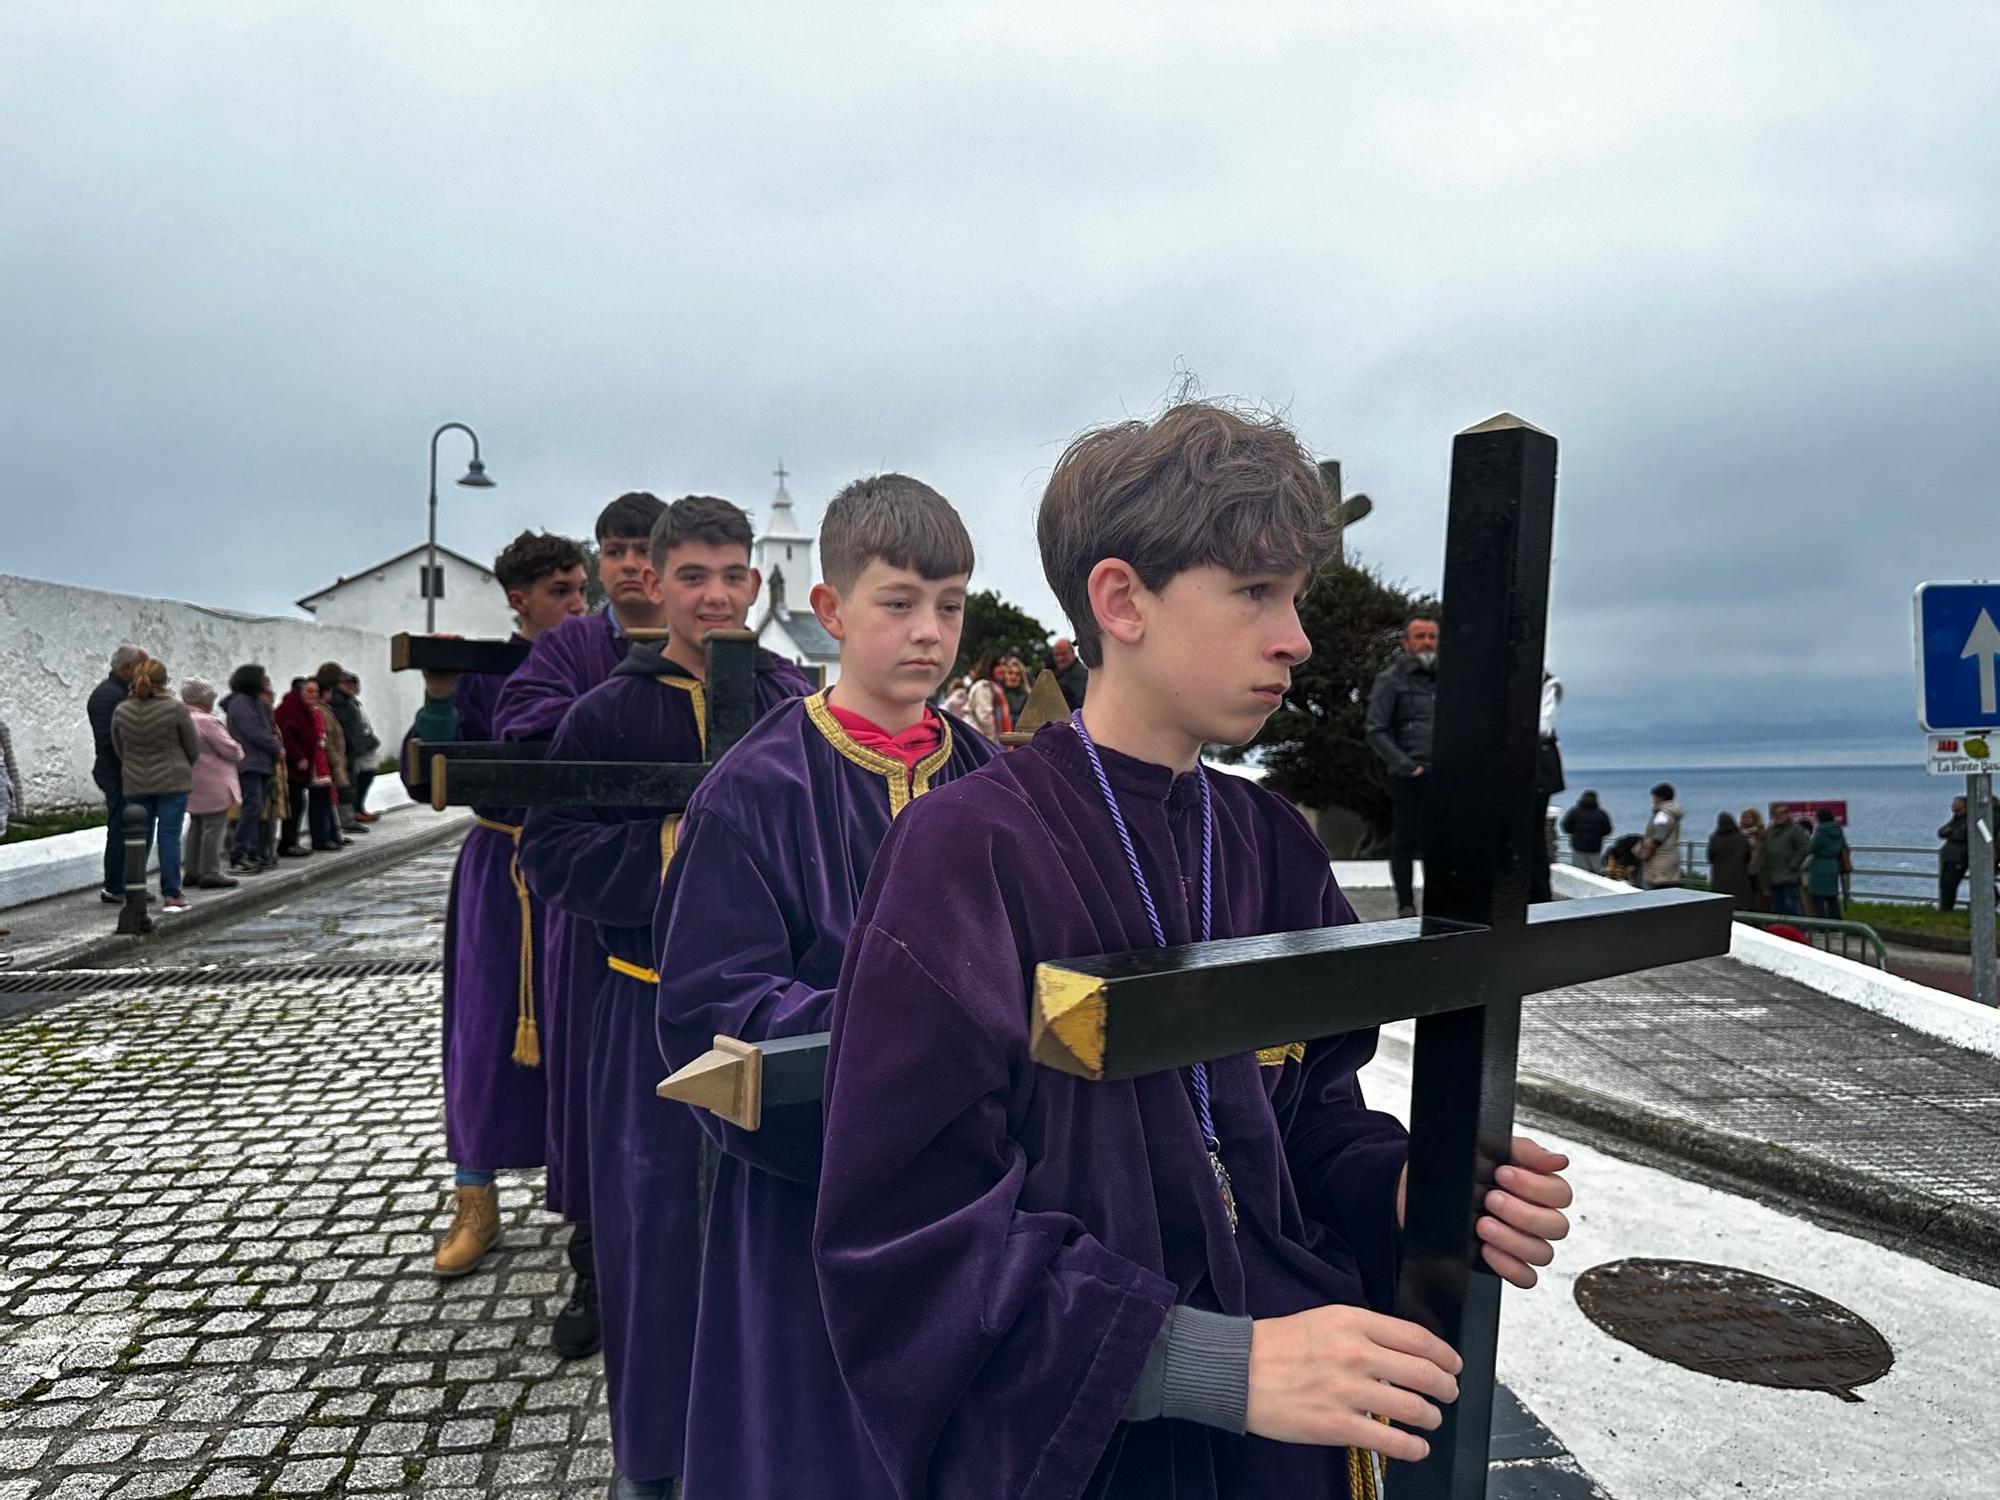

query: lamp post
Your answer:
[426,422,496,631]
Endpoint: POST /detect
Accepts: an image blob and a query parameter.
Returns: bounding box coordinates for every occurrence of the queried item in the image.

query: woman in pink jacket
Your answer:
[181,678,245,890]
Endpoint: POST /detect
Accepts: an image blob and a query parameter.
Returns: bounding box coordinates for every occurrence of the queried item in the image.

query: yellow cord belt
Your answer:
[1345,1418,1388,1500]
[607,955,661,985]
[473,816,540,1068]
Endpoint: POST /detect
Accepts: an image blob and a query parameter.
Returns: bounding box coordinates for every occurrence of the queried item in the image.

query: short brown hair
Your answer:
[1037,401,1337,667]
[649,495,753,573]
[495,530,587,594]
[819,473,974,592]
[596,491,668,543]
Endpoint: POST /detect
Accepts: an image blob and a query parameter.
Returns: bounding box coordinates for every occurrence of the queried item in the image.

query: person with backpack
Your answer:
[1560,790,1612,873]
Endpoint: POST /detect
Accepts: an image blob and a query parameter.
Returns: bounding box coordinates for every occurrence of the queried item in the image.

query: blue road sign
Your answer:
[1916,582,2000,732]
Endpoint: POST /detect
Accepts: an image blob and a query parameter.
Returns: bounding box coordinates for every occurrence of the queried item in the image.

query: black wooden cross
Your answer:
[397,628,765,812]
[658,416,1736,1497]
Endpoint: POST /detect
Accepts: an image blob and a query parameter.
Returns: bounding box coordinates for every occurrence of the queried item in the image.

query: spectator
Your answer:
[223,665,282,873]
[110,658,198,911]
[1560,790,1612,873]
[1761,810,1810,917]
[962,651,1012,743]
[1531,671,1565,902]
[1635,782,1683,890]
[318,680,354,848]
[276,679,340,856]
[939,675,971,719]
[181,678,244,890]
[1806,808,1849,921]
[1938,796,1969,913]
[256,680,285,867]
[1706,811,1754,910]
[87,643,147,904]
[316,662,378,835]
[1739,808,1768,911]
[341,673,381,824]
[1364,614,1438,917]
[1047,636,1088,711]
[0,707,21,823]
[998,655,1030,724]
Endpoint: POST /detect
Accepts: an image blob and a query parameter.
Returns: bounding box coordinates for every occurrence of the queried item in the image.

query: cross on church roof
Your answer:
[773,459,789,488]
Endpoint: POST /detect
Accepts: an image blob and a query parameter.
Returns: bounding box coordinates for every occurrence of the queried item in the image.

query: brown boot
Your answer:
[433,1184,501,1277]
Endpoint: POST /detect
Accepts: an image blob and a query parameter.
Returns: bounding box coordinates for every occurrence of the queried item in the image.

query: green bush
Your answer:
[1846,900,1968,936]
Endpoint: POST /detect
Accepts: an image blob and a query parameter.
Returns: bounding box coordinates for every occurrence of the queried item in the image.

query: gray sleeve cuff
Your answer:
[1120,1305,1252,1433]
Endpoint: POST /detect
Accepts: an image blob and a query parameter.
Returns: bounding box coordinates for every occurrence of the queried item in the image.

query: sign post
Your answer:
[1916,583,2000,1007]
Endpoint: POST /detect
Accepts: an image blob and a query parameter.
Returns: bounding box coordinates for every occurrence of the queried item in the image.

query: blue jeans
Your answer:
[99,777,127,894]
[132,791,190,898]
[233,771,269,862]
[1768,882,1803,917]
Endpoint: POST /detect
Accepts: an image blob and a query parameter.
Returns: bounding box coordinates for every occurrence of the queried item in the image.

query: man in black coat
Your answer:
[87,643,147,902]
[1939,796,1969,912]
[1047,636,1088,712]
[1364,615,1438,916]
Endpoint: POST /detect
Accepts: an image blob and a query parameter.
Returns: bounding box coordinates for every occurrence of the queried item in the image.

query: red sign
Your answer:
[1769,800,1847,827]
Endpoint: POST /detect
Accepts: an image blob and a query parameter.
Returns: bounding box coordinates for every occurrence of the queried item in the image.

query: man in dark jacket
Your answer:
[87,643,147,902]
[223,664,284,872]
[1939,796,1969,912]
[317,663,381,834]
[1364,615,1438,916]
[1047,636,1089,712]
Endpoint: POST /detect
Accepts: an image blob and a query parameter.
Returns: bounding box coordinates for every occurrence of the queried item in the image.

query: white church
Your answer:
[750,464,841,686]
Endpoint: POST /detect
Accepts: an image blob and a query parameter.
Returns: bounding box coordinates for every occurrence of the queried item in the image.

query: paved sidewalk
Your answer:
[1349,890,2000,1274]
[1,809,470,972]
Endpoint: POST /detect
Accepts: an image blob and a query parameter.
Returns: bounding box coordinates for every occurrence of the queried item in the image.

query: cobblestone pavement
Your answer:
[0,959,609,1498]
[128,847,457,971]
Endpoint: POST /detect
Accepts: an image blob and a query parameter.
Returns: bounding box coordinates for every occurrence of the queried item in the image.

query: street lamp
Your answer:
[426,422,495,631]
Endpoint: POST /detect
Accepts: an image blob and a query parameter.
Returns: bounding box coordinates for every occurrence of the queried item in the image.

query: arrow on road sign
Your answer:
[1962,609,2000,717]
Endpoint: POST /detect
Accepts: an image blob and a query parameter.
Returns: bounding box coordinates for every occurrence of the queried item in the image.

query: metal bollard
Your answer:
[115,803,153,936]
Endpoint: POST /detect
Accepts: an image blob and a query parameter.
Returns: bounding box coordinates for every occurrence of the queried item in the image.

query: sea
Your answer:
[1561,763,1957,904]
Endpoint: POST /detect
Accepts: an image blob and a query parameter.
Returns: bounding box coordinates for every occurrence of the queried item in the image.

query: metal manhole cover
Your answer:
[1574,1258,1892,1401]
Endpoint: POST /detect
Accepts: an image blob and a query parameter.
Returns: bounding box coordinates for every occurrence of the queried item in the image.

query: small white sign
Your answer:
[1928,731,2000,776]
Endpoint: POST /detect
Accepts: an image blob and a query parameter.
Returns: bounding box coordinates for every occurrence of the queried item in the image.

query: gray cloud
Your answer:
[4,2,1995,765]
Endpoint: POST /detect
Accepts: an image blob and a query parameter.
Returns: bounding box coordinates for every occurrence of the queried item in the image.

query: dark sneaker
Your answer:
[100,888,125,904]
[279,846,310,859]
[552,1274,601,1359]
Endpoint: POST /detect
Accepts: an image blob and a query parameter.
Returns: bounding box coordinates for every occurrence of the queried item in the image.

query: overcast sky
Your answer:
[5,2,1995,765]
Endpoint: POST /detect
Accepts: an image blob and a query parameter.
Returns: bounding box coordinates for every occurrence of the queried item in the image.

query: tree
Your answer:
[577,540,609,612]
[1215,557,1438,850]
[951,589,1055,681]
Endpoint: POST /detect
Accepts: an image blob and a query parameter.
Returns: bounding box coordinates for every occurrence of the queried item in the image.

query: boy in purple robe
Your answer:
[495,491,670,1359]
[813,403,1577,1499]
[654,475,992,1499]
[523,495,813,1499]
[403,530,588,1277]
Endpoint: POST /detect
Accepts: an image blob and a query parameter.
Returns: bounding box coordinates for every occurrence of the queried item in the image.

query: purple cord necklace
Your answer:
[1070,710,1237,1232]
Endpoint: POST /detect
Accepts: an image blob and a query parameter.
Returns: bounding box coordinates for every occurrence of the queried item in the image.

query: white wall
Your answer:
[0,573,429,811]
[303,553,513,640]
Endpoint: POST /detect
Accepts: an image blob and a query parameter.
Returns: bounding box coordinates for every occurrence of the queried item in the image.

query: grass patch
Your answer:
[1848,900,1971,936]
[0,807,107,845]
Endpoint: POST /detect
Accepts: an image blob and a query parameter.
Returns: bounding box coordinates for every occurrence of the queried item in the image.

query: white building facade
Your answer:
[295,544,514,640]
[749,470,841,685]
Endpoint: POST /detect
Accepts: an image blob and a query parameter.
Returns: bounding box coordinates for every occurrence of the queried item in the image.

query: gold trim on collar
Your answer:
[804,690,954,819]
[655,675,708,759]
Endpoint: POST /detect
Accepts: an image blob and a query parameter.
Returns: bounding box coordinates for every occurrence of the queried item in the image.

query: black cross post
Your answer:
[658,416,1736,1496]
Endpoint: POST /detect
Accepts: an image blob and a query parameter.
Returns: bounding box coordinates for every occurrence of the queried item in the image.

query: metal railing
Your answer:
[1555,837,1946,907]
[1734,911,1888,969]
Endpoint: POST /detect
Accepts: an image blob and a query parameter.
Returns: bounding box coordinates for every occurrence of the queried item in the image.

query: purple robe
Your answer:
[401,650,545,1171]
[654,697,993,1500]
[522,647,812,1485]
[494,610,631,1220]
[813,724,1409,1500]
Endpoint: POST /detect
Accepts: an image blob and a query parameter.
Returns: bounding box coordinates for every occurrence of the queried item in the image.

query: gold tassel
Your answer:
[512,1014,541,1066]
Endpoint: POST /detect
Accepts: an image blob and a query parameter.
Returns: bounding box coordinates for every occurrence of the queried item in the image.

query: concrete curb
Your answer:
[1518,1071,2000,1266]
[31,808,471,971]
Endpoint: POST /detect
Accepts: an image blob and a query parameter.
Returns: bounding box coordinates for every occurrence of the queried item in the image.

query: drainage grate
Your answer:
[1574,1258,1893,1402]
[0,958,442,995]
